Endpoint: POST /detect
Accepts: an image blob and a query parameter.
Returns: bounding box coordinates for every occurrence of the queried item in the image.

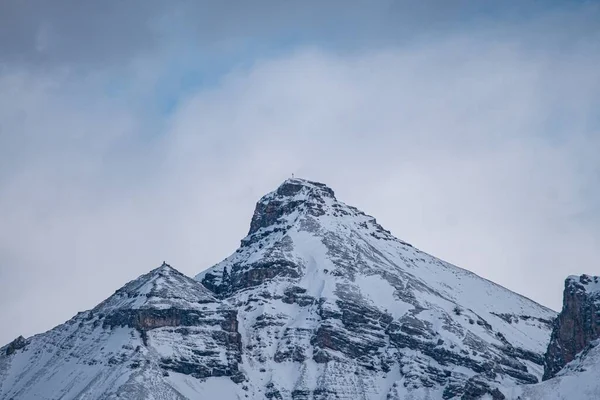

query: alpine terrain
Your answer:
[3,178,586,400]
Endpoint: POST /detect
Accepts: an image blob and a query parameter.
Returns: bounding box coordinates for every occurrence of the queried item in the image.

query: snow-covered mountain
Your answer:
[0,263,244,399]
[1,178,561,399]
[196,178,557,399]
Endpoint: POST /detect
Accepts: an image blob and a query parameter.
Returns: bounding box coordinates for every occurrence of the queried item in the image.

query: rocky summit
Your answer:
[0,179,565,399]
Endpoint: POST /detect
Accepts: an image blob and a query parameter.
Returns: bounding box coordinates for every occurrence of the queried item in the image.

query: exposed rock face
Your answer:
[543,274,600,380]
[248,179,335,237]
[443,377,507,400]
[4,336,27,356]
[197,178,557,399]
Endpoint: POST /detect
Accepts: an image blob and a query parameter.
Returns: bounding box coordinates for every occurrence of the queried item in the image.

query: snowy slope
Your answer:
[0,263,244,400]
[196,178,557,399]
[505,341,600,399]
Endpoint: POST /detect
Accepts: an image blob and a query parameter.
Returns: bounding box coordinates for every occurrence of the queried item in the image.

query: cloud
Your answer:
[161,42,600,311]
[0,2,599,345]
[3,0,596,70]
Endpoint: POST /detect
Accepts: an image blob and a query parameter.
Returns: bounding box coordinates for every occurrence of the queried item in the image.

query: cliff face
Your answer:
[503,275,600,400]
[543,274,600,380]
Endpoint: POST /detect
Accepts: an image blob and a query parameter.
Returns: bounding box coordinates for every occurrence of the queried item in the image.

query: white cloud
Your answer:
[1,24,599,345]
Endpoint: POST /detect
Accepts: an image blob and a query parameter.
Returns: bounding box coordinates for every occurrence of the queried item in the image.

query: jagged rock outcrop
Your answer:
[3,337,27,357]
[543,274,600,380]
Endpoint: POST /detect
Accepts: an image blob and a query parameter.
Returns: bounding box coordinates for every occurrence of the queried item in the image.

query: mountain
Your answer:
[196,178,556,399]
[0,178,558,399]
[509,275,600,400]
[0,263,243,399]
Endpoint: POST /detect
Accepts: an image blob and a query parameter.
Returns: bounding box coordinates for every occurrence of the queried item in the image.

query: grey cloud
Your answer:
[0,1,163,67]
[2,0,598,70]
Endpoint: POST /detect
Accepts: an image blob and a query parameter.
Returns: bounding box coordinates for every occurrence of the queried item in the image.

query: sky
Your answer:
[0,0,599,345]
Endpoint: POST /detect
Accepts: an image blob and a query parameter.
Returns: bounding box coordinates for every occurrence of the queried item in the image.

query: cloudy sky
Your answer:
[1,0,599,345]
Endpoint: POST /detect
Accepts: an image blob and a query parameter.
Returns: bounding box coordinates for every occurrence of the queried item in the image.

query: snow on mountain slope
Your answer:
[197,178,557,399]
[96,261,218,312]
[509,341,600,400]
[0,263,244,400]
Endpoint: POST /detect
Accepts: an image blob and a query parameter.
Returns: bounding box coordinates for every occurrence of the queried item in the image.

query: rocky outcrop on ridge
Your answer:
[543,274,600,380]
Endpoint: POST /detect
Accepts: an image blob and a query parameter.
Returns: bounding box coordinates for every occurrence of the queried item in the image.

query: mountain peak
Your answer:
[95,262,217,313]
[275,178,336,198]
[150,261,177,275]
[0,262,242,399]
[247,177,337,236]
